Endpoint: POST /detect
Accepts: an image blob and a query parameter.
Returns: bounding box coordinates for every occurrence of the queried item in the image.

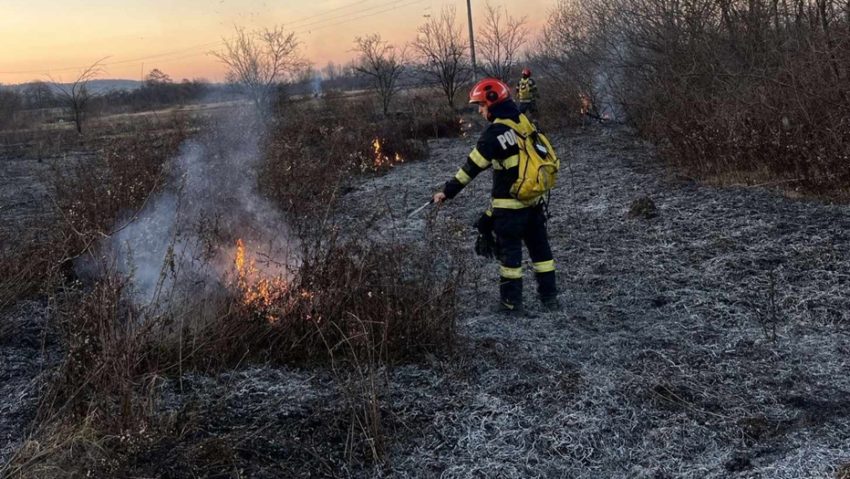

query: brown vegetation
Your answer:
[540,0,850,195]
[3,92,464,476]
[0,116,188,310]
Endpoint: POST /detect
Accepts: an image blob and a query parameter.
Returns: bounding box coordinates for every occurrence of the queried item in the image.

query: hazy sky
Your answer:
[0,0,552,85]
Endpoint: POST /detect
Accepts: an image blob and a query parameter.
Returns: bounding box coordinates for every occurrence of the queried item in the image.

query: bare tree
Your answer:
[213,26,307,115]
[354,34,407,116]
[51,59,104,134]
[22,81,56,109]
[322,61,340,82]
[412,6,472,109]
[145,68,172,86]
[536,0,611,108]
[477,2,529,81]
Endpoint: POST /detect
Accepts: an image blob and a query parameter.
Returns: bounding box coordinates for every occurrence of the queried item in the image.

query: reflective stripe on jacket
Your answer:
[442,104,540,209]
[516,78,537,102]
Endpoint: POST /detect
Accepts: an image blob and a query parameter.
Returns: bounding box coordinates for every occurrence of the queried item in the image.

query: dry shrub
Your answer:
[540,0,850,195]
[50,118,188,254]
[404,89,464,139]
[534,77,586,129]
[200,231,461,365]
[8,274,164,477]
[633,38,850,193]
[275,236,458,362]
[7,223,461,476]
[260,97,430,224]
[7,99,461,475]
[0,117,188,309]
[39,276,158,425]
[0,228,60,310]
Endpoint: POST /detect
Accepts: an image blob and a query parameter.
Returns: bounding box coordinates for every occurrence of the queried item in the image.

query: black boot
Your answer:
[541,296,561,312]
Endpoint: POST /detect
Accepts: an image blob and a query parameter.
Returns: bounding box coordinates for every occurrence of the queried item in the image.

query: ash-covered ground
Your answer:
[334,125,850,478]
[3,124,850,477]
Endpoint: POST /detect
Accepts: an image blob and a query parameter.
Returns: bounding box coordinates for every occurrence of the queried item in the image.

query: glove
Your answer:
[475,233,498,259]
[474,211,494,235]
[473,212,498,260]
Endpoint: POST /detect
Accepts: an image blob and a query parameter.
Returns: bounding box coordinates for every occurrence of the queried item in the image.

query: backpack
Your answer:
[494,115,559,202]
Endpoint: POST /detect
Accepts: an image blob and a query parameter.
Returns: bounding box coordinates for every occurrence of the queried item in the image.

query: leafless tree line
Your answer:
[2,5,532,133]
[352,3,529,115]
[539,0,850,188]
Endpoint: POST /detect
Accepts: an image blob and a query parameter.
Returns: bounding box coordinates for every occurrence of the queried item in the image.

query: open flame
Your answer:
[372,138,404,169]
[459,117,468,137]
[579,93,593,116]
[234,238,288,321]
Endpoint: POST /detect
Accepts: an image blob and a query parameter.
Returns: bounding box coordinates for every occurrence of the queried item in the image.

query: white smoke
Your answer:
[592,38,628,122]
[99,107,296,310]
[311,73,323,97]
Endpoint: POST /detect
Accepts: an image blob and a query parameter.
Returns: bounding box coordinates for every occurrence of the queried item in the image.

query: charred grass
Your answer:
[2,98,465,477]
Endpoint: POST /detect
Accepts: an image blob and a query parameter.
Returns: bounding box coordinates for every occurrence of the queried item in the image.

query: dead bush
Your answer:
[0,227,61,310]
[7,219,461,476]
[260,98,430,227]
[7,273,164,477]
[541,0,850,196]
[0,117,188,310]
[6,99,462,476]
[50,118,188,255]
[534,77,586,129]
[404,89,464,139]
[199,229,461,365]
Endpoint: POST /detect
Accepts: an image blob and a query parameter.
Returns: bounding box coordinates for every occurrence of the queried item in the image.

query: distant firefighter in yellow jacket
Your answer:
[516,68,539,117]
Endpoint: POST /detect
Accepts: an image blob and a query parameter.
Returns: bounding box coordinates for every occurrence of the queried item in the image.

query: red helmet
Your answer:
[522,68,532,77]
[468,78,511,107]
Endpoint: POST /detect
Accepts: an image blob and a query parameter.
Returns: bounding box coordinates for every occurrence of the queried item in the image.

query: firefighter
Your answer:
[432,78,559,315]
[516,68,538,116]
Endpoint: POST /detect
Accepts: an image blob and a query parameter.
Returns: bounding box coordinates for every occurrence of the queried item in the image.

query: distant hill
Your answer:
[4,79,141,95]
[76,79,141,94]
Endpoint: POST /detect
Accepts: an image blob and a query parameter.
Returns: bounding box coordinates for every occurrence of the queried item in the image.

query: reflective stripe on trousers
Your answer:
[493,204,557,307]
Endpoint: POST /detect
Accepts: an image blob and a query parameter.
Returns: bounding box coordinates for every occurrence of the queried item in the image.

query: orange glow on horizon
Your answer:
[0,0,550,85]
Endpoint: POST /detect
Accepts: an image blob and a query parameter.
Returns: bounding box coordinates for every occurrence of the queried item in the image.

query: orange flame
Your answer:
[233,239,288,322]
[372,138,404,169]
[459,117,468,137]
[579,93,593,115]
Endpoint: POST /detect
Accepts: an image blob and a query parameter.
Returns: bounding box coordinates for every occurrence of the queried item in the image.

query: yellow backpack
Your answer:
[494,115,560,202]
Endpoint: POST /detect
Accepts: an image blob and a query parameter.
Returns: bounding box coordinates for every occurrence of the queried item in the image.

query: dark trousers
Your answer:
[518,101,537,116]
[493,204,557,308]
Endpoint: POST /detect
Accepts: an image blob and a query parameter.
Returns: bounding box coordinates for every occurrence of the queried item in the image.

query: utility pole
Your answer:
[466,0,477,77]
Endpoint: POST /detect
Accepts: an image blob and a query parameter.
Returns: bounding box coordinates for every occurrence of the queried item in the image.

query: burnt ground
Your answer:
[3,124,850,477]
[0,150,61,244]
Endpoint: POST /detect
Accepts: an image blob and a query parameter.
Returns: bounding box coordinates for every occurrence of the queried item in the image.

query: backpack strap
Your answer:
[493,114,536,138]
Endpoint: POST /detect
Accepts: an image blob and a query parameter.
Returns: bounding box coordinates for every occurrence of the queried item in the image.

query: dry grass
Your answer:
[0,116,189,310]
[3,96,464,477]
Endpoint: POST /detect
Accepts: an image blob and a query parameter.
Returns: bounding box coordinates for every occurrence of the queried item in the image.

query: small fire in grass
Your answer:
[234,238,288,320]
[579,93,593,116]
[459,117,468,137]
[372,138,404,169]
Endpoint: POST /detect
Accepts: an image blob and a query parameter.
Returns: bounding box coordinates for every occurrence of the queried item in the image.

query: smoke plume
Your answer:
[100,107,295,310]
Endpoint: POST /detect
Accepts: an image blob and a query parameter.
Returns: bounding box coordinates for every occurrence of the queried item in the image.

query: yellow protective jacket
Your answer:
[442,101,540,210]
[516,77,538,103]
